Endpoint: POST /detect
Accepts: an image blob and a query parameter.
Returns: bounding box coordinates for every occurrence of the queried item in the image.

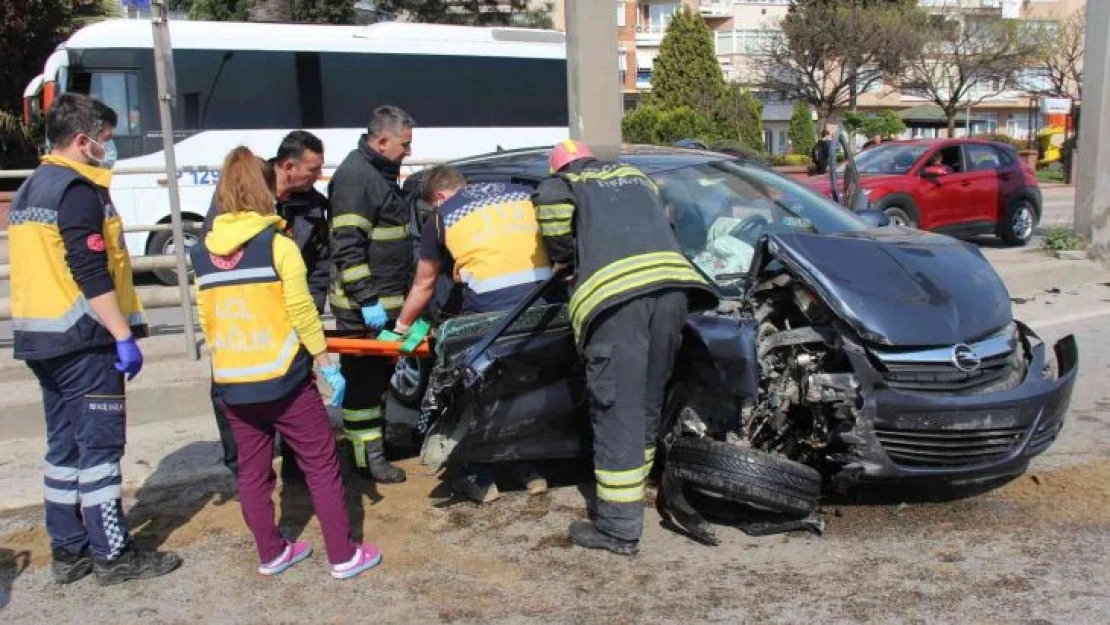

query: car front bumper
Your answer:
[832,323,1078,485]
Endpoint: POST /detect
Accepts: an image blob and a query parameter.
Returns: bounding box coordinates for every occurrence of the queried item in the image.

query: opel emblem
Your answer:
[951,344,982,372]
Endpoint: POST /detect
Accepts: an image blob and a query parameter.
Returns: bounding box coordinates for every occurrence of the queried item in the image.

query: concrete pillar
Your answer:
[565,0,622,160]
[1074,0,1110,257]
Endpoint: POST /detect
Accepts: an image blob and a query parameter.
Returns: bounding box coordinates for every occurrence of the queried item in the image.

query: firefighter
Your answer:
[328,106,416,483]
[533,140,717,555]
[393,165,557,503]
[10,93,181,584]
[203,130,329,482]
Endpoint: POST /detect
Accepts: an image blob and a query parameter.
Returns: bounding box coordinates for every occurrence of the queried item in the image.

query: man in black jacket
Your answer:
[533,140,717,555]
[328,106,416,483]
[203,130,329,480]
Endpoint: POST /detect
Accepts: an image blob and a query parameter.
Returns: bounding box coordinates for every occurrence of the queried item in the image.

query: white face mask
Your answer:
[81,135,117,170]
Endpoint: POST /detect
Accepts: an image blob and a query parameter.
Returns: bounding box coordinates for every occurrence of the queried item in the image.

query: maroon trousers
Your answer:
[222,378,357,565]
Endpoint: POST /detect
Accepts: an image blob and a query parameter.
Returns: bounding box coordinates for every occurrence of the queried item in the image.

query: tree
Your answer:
[374,1,554,28]
[621,104,663,145]
[247,0,292,22]
[709,85,763,153]
[788,101,816,157]
[896,4,1039,137]
[654,107,710,145]
[759,0,929,128]
[1024,6,1084,99]
[644,9,725,118]
[843,109,904,139]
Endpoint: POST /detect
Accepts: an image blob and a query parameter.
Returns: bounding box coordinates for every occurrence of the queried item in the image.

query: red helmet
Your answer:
[549,139,594,173]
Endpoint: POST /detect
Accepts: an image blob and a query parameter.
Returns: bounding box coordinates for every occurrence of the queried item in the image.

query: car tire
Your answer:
[998,199,1037,247]
[882,206,916,228]
[147,223,201,286]
[390,355,431,409]
[666,437,822,517]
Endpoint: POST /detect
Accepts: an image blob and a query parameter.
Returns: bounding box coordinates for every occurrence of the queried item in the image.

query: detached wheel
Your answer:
[147,223,201,286]
[667,437,822,517]
[998,199,1037,247]
[390,356,430,408]
[882,206,916,228]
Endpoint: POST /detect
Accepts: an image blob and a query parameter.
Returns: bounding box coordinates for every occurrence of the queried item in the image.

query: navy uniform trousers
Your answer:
[28,346,131,561]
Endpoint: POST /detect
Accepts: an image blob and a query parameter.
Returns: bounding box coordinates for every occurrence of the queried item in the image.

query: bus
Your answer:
[26,19,569,283]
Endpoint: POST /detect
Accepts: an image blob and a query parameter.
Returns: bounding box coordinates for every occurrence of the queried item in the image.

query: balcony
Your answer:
[699,1,731,20]
[635,24,666,47]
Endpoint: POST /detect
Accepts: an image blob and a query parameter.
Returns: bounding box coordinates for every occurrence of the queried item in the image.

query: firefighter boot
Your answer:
[52,546,93,584]
[568,520,639,556]
[94,545,182,586]
[364,439,406,484]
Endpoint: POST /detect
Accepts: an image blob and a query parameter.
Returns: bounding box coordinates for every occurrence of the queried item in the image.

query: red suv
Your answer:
[817,139,1042,246]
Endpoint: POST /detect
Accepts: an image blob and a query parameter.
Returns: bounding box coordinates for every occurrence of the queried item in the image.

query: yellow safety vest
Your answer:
[10,162,146,360]
[192,228,311,405]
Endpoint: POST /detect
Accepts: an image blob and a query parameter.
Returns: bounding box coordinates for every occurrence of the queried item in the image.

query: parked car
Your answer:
[809,138,1042,246]
[413,144,1077,545]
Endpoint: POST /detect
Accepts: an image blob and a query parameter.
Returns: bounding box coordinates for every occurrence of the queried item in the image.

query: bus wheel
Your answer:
[148,224,200,286]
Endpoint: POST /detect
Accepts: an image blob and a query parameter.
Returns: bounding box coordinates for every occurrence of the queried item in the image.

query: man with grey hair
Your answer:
[328,105,416,483]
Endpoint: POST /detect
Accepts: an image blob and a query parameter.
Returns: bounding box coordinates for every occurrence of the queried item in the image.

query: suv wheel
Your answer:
[999,199,1037,246]
[883,206,916,228]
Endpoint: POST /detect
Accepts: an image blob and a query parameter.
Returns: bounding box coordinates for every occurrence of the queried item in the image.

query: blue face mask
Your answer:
[102,139,118,169]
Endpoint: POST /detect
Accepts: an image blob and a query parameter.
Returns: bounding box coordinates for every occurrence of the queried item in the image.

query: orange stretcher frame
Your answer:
[325,336,432,358]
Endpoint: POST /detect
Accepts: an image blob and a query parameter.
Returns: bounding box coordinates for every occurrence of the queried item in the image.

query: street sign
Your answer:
[1042,98,1073,115]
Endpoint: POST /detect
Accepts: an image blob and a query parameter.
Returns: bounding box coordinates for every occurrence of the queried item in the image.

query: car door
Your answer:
[917,144,971,230]
[962,143,1005,227]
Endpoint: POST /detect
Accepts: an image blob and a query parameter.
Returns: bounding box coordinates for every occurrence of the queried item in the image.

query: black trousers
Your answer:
[211,381,300,478]
[584,290,687,542]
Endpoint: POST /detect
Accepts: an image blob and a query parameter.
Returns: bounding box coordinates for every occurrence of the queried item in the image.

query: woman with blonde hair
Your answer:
[190,146,381,579]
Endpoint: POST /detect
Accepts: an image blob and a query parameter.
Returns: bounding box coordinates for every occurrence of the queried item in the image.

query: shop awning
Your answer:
[898,104,969,124]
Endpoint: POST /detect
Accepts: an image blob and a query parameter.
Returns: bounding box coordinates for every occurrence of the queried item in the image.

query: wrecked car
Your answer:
[413,142,1078,543]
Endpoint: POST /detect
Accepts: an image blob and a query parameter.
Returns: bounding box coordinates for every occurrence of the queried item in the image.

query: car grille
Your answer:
[871,325,1021,394]
[874,425,1026,467]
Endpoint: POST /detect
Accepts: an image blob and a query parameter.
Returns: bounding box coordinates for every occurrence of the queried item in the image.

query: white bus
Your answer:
[24,19,569,283]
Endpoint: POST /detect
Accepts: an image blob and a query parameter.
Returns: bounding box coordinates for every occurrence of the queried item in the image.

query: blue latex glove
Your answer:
[320,364,346,408]
[114,336,143,381]
[361,302,388,330]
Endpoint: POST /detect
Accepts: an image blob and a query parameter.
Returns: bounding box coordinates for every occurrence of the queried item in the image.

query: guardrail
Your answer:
[0,159,443,179]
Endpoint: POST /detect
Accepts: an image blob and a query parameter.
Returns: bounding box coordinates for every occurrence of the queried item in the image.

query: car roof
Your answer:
[448,144,734,180]
[877,138,1010,149]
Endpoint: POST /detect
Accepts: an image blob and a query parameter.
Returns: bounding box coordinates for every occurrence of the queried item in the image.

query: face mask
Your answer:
[82,135,116,170]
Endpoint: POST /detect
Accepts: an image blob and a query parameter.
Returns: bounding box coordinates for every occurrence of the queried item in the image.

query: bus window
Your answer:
[172,50,300,130]
[89,73,142,137]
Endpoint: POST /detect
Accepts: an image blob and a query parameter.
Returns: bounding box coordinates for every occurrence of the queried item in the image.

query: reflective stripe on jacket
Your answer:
[192,227,312,405]
[10,164,147,360]
[533,159,717,343]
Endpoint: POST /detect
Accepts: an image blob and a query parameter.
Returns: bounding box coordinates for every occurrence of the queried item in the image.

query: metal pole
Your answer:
[1074,0,1110,253]
[965,101,971,136]
[565,0,622,160]
[151,0,199,359]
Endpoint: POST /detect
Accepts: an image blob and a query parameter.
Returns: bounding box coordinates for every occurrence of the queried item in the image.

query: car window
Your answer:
[967,144,1003,171]
[855,144,930,174]
[923,145,963,173]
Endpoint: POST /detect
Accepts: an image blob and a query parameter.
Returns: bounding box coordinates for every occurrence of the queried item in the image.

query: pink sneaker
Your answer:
[330,543,382,580]
[258,541,312,576]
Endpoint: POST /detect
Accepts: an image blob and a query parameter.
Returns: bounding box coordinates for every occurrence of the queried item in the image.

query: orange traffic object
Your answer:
[325,336,432,358]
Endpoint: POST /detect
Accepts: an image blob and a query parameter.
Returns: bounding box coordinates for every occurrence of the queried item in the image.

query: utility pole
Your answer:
[564,0,622,160]
[1074,0,1110,259]
[151,0,199,359]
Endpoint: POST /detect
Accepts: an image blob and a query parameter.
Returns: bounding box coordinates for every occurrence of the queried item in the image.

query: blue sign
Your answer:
[122,0,151,7]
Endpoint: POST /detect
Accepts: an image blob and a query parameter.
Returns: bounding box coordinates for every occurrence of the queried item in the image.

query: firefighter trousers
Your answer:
[584,289,687,542]
[28,346,132,561]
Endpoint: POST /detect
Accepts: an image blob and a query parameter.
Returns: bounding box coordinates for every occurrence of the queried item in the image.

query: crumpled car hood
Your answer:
[763,228,1012,347]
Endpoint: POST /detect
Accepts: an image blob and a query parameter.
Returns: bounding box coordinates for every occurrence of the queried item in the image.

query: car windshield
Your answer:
[854,143,930,174]
[653,159,868,294]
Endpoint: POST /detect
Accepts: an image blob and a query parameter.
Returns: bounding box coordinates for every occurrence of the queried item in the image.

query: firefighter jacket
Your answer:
[191,211,324,406]
[9,157,147,360]
[328,138,415,325]
[532,158,717,344]
[428,182,553,313]
[204,187,331,313]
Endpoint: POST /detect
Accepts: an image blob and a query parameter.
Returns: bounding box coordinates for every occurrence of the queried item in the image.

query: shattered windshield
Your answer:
[854,143,930,174]
[654,160,868,293]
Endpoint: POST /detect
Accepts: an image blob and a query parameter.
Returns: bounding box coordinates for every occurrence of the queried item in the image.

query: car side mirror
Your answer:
[922,165,949,179]
[857,210,890,228]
